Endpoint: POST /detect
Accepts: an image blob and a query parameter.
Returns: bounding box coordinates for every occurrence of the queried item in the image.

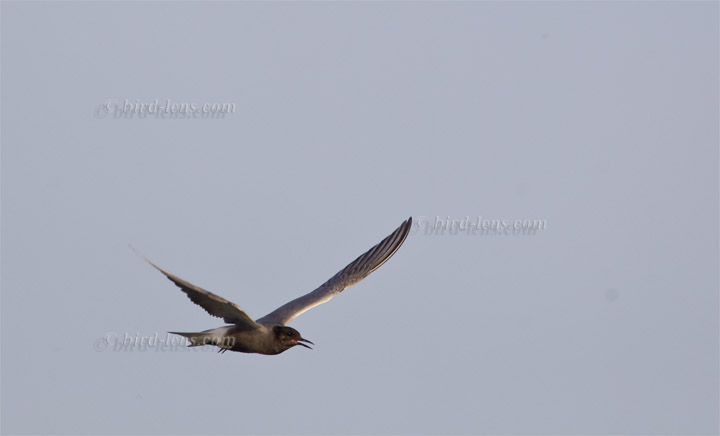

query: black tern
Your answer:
[133,217,411,355]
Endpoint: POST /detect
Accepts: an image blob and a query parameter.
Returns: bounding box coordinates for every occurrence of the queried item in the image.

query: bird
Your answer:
[133,217,412,355]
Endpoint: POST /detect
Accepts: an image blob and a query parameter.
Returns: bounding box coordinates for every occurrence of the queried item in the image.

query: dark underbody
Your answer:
[179,324,310,355]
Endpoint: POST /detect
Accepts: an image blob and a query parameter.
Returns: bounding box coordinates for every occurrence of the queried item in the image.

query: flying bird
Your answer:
[133,217,412,355]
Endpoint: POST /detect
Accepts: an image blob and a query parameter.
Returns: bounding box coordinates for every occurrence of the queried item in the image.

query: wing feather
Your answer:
[256,217,412,326]
[132,247,259,330]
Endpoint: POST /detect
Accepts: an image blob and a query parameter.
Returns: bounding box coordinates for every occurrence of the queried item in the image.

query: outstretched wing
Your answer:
[257,217,412,326]
[132,247,259,330]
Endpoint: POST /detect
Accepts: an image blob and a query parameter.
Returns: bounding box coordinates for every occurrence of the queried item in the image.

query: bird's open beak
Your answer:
[296,338,314,350]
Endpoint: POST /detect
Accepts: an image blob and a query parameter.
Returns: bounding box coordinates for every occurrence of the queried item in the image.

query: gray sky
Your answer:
[1,2,718,435]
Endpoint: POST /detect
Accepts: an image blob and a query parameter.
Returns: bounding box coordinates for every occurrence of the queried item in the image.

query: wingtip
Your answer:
[401,216,412,237]
[403,217,412,242]
[128,244,149,262]
[129,245,164,273]
[128,243,142,257]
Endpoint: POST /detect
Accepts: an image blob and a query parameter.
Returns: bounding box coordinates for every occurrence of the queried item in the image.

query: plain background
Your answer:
[1,2,718,435]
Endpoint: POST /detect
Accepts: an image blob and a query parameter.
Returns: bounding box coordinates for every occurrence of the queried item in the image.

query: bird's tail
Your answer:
[168,331,234,348]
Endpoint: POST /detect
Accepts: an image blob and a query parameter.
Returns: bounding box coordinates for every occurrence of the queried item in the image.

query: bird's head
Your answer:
[272,325,314,351]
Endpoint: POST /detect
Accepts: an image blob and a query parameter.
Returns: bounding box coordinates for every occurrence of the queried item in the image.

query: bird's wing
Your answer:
[132,248,259,330]
[257,217,412,326]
